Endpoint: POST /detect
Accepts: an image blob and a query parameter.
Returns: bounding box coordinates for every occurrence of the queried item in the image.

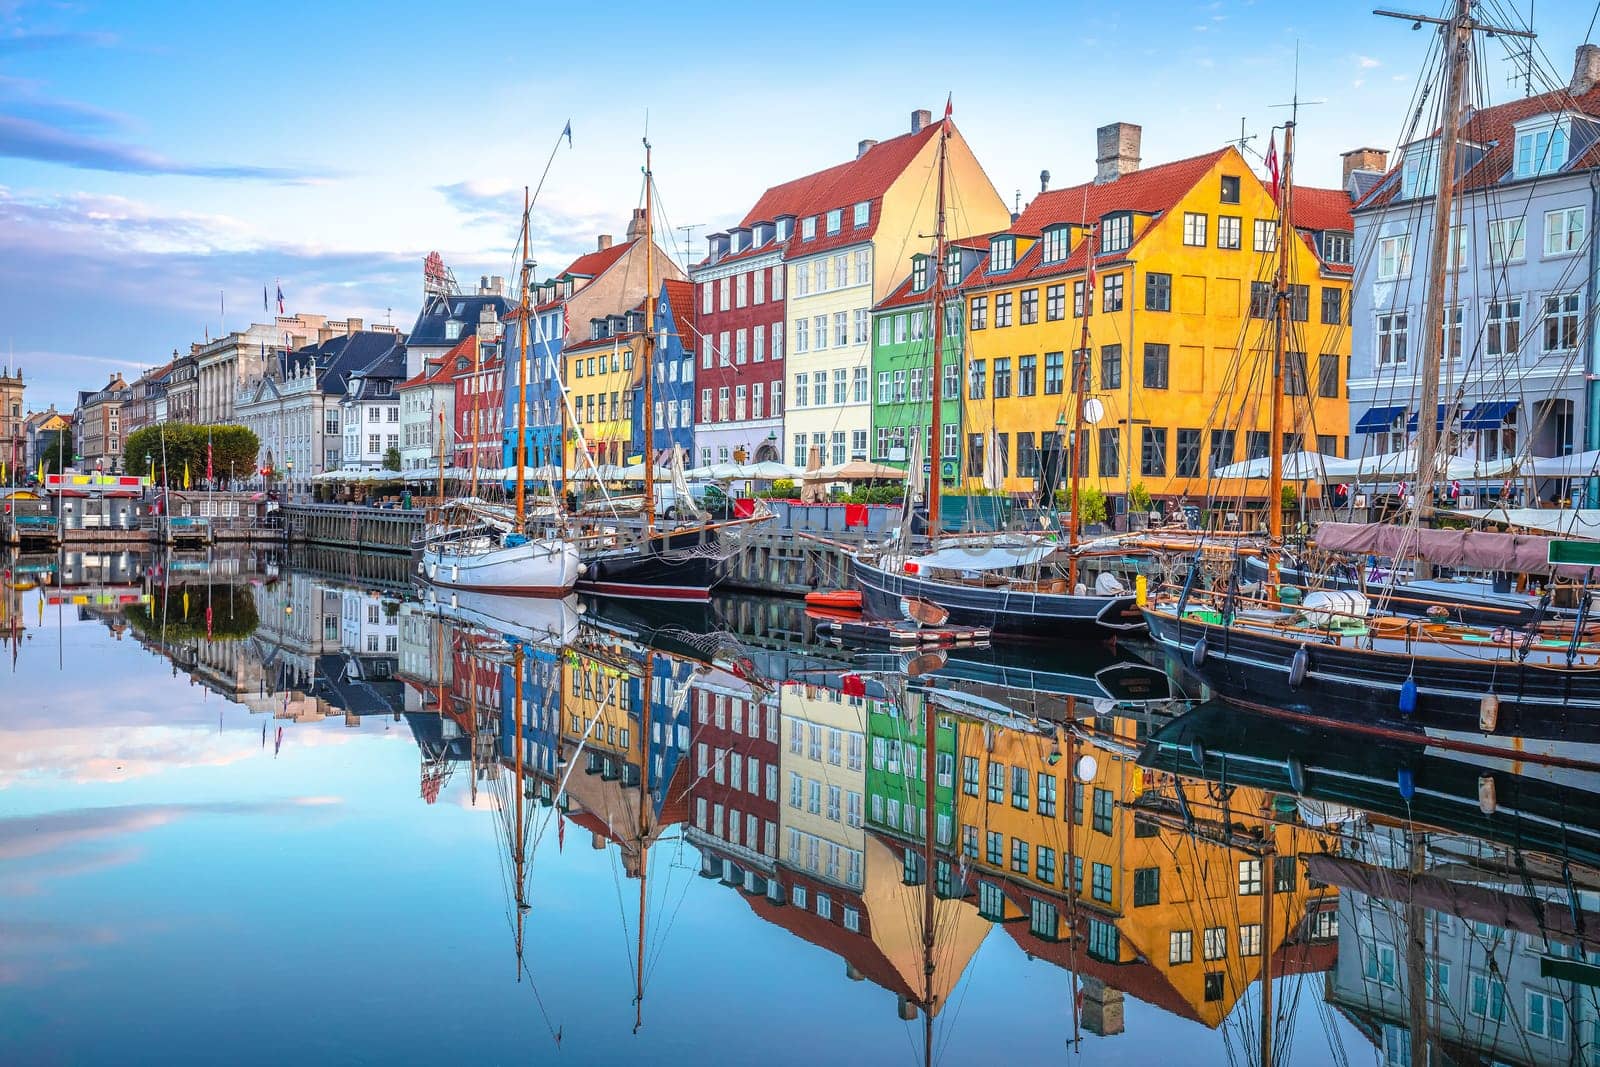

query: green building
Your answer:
[868,246,987,487]
[864,687,958,865]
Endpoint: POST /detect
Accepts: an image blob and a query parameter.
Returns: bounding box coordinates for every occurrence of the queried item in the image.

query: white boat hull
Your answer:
[421,535,579,596]
[422,588,582,647]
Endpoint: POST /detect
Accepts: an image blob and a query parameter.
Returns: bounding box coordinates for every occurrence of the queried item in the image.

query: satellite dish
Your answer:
[1083,398,1106,425]
[1075,753,1099,782]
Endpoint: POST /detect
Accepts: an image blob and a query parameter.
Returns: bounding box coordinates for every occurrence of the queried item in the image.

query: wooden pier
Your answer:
[281,504,423,552]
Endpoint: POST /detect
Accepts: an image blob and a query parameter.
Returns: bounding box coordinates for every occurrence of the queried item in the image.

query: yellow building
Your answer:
[562,314,640,471]
[953,712,1339,1029]
[958,124,1353,510]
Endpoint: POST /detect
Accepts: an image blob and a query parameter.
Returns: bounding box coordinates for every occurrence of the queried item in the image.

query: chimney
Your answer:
[489,274,504,294]
[1040,169,1052,193]
[910,109,933,134]
[1095,122,1142,184]
[1341,147,1388,186]
[1572,43,1600,95]
[625,208,648,241]
[857,138,878,159]
[345,317,363,334]
[597,234,614,252]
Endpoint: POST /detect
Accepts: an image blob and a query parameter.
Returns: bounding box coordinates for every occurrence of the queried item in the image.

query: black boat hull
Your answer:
[851,555,1142,639]
[1143,607,1600,763]
[578,527,723,602]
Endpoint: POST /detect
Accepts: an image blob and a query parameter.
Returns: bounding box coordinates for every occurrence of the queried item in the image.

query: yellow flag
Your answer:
[182,590,190,619]
[183,462,191,489]
[36,461,44,484]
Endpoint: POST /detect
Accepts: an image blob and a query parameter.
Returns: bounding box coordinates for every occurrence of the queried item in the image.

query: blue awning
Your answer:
[1406,404,1455,432]
[1355,405,1406,432]
[1461,400,1519,430]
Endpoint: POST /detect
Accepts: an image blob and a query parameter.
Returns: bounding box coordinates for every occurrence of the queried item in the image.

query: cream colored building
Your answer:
[776,684,869,892]
[779,111,1010,468]
[195,313,364,424]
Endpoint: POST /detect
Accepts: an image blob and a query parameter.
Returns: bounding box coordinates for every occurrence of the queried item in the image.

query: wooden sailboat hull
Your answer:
[850,555,1143,639]
[422,535,580,596]
[420,586,582,647]
[1143,606,1600,763]
[577,526,723,602]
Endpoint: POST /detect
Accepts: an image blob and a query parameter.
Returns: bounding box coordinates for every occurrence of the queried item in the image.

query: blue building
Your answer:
[1347,47,1600,502]
[629,279,697,462]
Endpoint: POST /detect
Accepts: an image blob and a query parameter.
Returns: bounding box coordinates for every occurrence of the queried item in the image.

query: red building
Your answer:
[452,334,504,471]
[690,216,792,467]
[686,682,781,875]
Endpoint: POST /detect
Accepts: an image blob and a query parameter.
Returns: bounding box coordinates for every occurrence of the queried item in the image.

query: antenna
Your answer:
[1502,0,1536,95]
[677,223,703,265]
[1234,117,1257,158]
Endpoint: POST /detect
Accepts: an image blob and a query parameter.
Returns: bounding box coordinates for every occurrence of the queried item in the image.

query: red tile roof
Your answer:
[400,336,473,389]
[1291,186,1354,233]
[561,239,637,280]
[1357,84,1600,210]
[1011,149,1232,237]
[740,122,942,230]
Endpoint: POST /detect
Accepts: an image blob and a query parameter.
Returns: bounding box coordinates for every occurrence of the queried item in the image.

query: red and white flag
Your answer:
[1264,133,1281,200]
[943,94,952,121]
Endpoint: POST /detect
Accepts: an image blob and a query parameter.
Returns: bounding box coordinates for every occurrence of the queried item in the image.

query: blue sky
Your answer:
[1,0,1590,410]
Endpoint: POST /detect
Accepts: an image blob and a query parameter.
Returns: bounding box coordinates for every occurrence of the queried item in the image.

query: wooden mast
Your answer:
[927,105,950,542]
[634,648,653,1033]
[1067,227,1096,591]
[469,334,482,501]
[919,687,937,1065]
[1267,120,1295,592]
[516,187,531,534]
[512,639,527,976]
[1413,0,1472,518]
[642,138,657,542]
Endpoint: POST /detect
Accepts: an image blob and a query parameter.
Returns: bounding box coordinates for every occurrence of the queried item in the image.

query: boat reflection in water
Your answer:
[7,547,1600,1064]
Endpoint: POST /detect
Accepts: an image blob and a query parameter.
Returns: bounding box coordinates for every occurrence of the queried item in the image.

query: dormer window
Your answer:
[777,217,793,240]
[444,319,462,341]
[826,209,842,235]
[989,237,1015,273]
[591,321,604,341]
[1514,117,1570,179]
[853,201,870,228]
[802,216,817,241]
[944,250,962,287]
[1040,225,1070,264]
[912,256,929,292]
[1401,139,1440,199]
[1100,213,1133,254]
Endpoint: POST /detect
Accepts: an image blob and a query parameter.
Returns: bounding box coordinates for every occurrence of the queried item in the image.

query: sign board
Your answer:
[1549,539,1600,567]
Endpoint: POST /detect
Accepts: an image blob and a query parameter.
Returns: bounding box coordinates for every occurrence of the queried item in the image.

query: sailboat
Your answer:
[1141,6,1600,764]
[569,138,762,603]
[848,103,1143,639]
[422,185,580,597]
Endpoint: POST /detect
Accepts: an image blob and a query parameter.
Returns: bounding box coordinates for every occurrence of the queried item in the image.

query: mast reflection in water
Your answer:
[2,546,1597,1066]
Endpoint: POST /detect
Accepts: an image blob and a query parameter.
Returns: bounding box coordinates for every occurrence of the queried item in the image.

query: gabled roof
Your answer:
[873,235,999,312]
[407,293,511,349]
[957,149,1231,288]
[1012,149,1233,237]
[1356,83,1600,211]
[287,331,408,395]
[728,122,945,262]
[560,239,636,281]
[400,337,470,390]
[660,278,694,334]
[1291,186,1355,233]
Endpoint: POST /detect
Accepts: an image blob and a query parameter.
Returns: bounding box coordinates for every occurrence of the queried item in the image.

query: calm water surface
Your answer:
[2,548,1595,1066]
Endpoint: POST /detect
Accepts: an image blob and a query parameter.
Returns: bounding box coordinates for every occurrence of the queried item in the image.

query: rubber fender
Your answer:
[1399,676,1418,715]
[1288,644,1310,689]
[1191,635,1208,668]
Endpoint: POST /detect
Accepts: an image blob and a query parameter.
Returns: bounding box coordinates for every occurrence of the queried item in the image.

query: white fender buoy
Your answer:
[1478,774,1497,814]
[1479,694,1500,733]
[1288,644,1310,689]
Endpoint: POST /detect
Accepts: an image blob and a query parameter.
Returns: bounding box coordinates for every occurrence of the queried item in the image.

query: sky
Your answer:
[1,0,1592,411]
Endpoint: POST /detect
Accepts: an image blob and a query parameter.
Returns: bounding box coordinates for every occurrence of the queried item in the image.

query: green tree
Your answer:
[1128,482,1154,514]
[1056,484,1108,525]
[382,446,402,472]
[123,423,260,486]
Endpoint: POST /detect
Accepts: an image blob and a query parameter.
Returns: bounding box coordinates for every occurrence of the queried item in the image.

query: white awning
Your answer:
[1456,508,1600,539]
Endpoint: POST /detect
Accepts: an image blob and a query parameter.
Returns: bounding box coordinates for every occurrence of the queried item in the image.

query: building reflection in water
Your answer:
[15,546,1600,1065]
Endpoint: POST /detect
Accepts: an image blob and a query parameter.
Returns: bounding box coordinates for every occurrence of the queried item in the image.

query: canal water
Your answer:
[3,547,1597,1066]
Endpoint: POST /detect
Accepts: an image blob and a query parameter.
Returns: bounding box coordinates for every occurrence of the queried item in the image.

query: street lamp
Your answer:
[286,459,294,500]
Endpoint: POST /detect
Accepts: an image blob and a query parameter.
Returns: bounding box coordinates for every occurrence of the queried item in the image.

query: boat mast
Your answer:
[642,138,657,542]
[928,108,950,542]
[919,688,937,1065]
[469,334,482,501]
[1414,1,1471,518]
[513,639,527,974]
[1268,120,1295,589]
[634,648,653,1033]
[1068,226,1096,591]
[516,187,531,534]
